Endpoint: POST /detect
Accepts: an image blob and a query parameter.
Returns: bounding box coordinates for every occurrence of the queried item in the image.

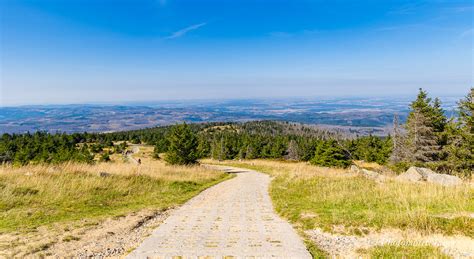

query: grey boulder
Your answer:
[397,166,462,187]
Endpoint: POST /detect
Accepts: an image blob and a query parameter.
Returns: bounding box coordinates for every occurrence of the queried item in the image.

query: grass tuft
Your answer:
[359,242,450,258]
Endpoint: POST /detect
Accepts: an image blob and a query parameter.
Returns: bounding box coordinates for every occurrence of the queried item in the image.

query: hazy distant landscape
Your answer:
[0,96,460,135]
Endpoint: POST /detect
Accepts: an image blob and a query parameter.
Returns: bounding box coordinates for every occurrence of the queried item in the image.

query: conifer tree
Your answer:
[211,136,226,161]
[238,147,246,160]
[432,97,447,133]
[164,123,198,165]
[405,88,443,162]
[406,109,439,162]
[311,140,350,168]
[245,145,257,159]
[445,88,473,176]
[350,135,392,164]
[196,135,211,158]
[459,88,474,133]
[270,138,287,158]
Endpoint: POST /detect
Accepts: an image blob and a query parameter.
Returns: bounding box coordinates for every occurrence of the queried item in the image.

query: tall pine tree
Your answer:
[164,123,199,165]
[445,88,473,176]
[406,110,438,162]
[404,88,446,163]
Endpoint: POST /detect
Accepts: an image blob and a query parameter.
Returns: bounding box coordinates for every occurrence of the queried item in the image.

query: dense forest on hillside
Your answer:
[0,120,389,167]
[1,88,472,177]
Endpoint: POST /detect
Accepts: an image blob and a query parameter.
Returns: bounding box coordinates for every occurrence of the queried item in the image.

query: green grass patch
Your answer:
[0,170,230,233]
[62,235,80,242]
[270,176,473,237]
[304,238,328,258]
[360,243,450,258]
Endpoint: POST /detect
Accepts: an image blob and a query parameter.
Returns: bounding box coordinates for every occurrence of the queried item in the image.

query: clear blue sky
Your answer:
[1,0,473,106]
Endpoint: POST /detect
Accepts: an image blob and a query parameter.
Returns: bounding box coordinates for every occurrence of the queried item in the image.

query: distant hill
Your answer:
[0,97,459,135]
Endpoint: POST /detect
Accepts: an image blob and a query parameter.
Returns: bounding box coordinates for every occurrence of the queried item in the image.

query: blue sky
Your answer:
[1,0,473,106]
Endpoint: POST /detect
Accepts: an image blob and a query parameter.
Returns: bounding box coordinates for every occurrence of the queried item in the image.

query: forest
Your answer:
[0,88,472,177]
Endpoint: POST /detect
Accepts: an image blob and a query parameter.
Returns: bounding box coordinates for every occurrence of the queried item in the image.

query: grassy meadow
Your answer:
[0,146,230,233]
[205,159,474,237]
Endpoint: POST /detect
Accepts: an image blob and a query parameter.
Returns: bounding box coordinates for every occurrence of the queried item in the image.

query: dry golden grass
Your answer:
[353,160,386,171]
[1,158,221,183]
[3,145,219,182]
[1,161,221,181]
[0,147,229,233]
[205,159,474,237]
[201,158,350,179]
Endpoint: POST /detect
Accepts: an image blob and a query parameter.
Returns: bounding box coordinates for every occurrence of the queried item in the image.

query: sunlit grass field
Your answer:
[206,159,474,237]
[0,147,230,233]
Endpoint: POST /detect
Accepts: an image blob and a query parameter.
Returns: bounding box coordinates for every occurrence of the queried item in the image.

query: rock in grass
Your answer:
[351,165,387,182]
[397,166,462,187]
[350,165,360,174]
[360,169,385,182]
[424,171,462,187]
[360,169,378,179]
[99,172,110,177]
[396,167,424,182]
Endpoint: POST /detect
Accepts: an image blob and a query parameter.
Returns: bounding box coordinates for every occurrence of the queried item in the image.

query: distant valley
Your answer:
[0,96,459,135]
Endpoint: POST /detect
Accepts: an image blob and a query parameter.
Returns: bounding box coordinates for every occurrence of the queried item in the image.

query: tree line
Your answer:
[161,121,392,168]
[0,131,132,165]
[1,88,471,177]
[0,132,94,164]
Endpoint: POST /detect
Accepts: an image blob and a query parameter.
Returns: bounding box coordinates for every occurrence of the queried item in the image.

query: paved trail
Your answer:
[127,166,311,258]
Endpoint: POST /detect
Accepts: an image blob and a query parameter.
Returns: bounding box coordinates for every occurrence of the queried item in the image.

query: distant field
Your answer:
[0,97,432,134]
[0,147,230,233]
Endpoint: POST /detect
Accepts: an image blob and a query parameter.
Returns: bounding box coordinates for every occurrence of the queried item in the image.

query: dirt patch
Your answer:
[0,209,173,258]
[306,227,474,258]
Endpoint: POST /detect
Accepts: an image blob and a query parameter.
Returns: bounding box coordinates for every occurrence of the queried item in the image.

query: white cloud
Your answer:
[165,22,207,39]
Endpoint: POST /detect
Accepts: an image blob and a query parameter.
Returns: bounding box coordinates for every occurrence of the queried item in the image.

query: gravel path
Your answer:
[127,166,311,258]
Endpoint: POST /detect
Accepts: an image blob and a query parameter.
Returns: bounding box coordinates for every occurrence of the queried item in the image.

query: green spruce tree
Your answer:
[445,88,473,176]
[164,123,199,165]
[311,140,350,168]
[405,88,444,163]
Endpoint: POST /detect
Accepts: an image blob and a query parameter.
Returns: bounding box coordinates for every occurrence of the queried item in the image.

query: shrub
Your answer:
[311,140,350,168]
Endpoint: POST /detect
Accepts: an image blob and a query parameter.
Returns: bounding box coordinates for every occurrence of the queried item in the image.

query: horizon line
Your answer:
[1,93,466,108]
